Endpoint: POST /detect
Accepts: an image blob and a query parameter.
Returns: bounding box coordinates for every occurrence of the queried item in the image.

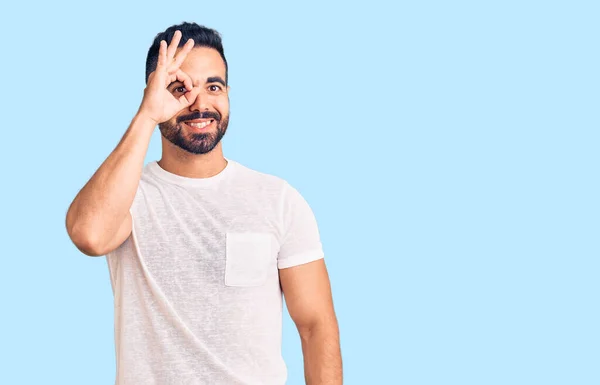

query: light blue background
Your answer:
[0,1,598,384]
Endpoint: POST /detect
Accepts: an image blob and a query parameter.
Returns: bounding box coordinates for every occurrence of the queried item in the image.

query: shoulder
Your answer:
[229,160,316,212]
[230,159,289,192]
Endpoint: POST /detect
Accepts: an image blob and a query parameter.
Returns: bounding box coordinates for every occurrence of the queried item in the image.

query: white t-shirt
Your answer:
[105,158,324,385]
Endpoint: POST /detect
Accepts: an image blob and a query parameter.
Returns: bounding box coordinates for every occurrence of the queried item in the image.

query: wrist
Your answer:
[134,110,160,127]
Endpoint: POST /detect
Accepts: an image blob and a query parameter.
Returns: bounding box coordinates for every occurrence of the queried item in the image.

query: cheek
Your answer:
[214,98,229,118]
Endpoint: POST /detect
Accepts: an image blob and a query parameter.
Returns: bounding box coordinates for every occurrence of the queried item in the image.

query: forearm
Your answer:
[66,112,155,250]
[300,321,343,385]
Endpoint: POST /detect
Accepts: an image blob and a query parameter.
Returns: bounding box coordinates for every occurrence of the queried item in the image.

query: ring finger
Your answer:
[169,38,194,72]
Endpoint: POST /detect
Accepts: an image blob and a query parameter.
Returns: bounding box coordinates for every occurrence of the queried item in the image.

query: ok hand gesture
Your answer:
[138,30,201,125]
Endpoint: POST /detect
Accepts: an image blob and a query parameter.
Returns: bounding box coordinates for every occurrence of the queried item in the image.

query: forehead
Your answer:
[177,47,226,84]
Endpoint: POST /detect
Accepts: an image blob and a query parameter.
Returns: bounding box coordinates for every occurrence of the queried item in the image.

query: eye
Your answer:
[174,86,187,93]
[208,85,222,92]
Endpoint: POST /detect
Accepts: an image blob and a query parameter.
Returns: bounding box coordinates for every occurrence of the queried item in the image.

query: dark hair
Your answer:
[145,22,228,85]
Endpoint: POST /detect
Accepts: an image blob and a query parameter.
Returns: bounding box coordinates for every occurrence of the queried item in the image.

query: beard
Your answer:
[158,110,229,155]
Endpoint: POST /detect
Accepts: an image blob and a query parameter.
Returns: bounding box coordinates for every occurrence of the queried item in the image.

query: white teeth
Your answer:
[188,121,211,128]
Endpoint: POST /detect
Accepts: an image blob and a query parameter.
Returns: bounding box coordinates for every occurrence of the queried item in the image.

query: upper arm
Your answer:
[279,258,337,334]
[277,182,336,331]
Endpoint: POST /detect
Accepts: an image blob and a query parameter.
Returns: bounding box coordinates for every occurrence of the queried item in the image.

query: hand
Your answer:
[137,30,202,125]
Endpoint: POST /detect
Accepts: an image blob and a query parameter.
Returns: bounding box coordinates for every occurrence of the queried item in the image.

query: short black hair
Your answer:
[145,22,228,85]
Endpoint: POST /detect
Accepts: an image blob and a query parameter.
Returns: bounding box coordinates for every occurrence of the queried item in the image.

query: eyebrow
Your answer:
[206,76,226,87]
[168,76,227,89]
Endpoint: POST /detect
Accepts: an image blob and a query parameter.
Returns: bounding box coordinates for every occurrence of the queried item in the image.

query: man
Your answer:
[65,22,342,385]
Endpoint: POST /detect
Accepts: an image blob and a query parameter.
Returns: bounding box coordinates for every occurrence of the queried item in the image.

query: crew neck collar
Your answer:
[147,157,235,187]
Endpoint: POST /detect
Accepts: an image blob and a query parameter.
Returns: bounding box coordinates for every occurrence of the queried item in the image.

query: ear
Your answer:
[227,85,231,93]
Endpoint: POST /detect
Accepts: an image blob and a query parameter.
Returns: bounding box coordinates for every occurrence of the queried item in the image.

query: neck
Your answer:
[157,144,228,179]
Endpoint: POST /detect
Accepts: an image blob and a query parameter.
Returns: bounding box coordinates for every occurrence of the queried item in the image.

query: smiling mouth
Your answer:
[183,119,215,131]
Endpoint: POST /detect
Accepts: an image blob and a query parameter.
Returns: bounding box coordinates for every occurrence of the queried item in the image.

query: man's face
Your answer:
[159,47,230,155]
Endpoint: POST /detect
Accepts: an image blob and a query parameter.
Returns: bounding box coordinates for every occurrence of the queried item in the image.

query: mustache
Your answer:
[177,111,221,123]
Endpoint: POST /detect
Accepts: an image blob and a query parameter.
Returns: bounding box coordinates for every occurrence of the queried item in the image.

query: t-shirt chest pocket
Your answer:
[225,232,273,287]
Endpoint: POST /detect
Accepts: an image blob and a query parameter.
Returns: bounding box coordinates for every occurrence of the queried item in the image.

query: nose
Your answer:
[188,89,210,112]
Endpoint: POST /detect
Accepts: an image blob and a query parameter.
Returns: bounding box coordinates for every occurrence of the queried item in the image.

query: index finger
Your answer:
[175,69,193,92]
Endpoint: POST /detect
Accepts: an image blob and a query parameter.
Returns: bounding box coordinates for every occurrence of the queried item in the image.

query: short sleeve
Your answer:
[277,181,325,269]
